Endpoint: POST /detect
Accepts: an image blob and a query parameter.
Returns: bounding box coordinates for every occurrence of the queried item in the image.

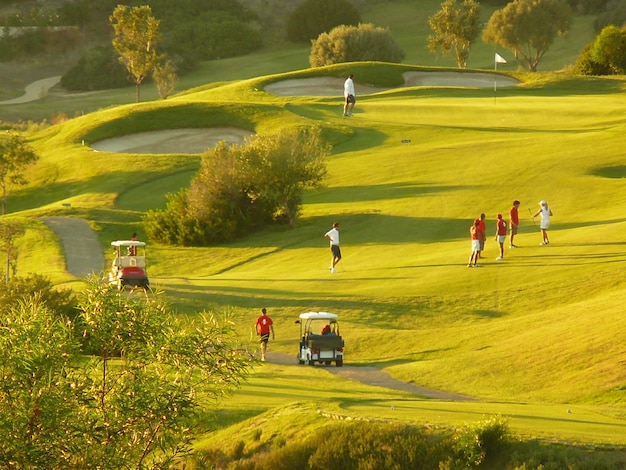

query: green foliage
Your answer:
[0,277,252,469]
[309,23,405,67]
[452,415,510,467]
[589,25,626,74]
[0,273,77,320]
[428,0,482,69]
[0,132,39,215]
[60,45,130,91]
[482,0,573,72]
[146,127,329,246]
[110,5,162,103]
[286,0,361,43]
[572,42,613,75]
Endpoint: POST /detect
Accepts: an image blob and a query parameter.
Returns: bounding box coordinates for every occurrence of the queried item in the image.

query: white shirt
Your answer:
[325,228,340,246]
[344,78,355,98]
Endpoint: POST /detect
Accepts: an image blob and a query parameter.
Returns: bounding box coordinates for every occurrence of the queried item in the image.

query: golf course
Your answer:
[1,0,625,466]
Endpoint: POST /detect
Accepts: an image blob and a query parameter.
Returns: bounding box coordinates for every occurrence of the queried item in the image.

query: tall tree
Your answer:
[428,0,482,69]
[0,220,24,283]
[110,5,161,103]
[483,0,572,72]
[0,132,39,215]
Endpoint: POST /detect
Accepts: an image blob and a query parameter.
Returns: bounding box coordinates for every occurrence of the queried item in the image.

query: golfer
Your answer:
[509,200,520,248]
[533,200,553,245]
[255,308,274,361]
[343,74,355,117]
[324,222,342,273]
[494,213,507,260]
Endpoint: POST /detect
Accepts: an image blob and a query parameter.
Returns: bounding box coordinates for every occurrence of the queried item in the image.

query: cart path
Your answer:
[266,351,476,402]
[41,217,105,277]
[43,216,474,402]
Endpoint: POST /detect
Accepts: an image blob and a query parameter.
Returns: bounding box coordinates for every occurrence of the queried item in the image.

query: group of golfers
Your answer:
[468,200,553,267]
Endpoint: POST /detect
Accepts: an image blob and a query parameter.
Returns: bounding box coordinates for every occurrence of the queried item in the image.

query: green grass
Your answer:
[3,0,626,454]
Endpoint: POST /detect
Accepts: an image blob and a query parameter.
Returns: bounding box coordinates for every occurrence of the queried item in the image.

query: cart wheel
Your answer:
[298,359,304,364]
[308,359,315,366]
[336,359,343,367]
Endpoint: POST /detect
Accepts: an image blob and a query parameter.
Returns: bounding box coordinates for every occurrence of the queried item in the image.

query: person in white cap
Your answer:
[533,200,553,245]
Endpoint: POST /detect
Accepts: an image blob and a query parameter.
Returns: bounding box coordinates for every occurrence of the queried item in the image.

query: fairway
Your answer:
[7,60,626,450]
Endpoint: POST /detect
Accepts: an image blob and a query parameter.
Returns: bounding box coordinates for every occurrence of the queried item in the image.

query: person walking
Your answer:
[468,219,483,267]
[509,200,520,248]
[495,213,507,260]
[343,74,355,117]
[255,307,275,361]
[324,222,342,273]
[533,200,553,245]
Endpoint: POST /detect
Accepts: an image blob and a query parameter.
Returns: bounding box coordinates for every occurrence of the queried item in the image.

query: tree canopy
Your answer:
[287,0,361,43]
[0,277,252,469]
[428,0,482,69]
[482,0,573,72]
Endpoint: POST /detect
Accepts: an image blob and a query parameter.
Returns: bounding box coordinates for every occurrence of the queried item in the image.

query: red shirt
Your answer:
[478,220,486,240]
[256,315,273,335]
[496,218,507,236]
[470,225,482,240]
[510,206,519,226]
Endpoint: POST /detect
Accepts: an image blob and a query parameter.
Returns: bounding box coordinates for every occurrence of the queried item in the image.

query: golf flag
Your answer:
[495,53,507,64]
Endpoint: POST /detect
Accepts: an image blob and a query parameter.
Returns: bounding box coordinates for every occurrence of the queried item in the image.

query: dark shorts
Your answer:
[259,333,270,344]
[346,94,355,104]
[331,244,342,259]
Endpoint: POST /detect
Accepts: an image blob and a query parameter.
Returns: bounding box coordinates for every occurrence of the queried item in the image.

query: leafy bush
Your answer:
[145,127,329,246]
[452,415,510,467]
[286,0,361,43]
[574,25,626,75]
[310,23,405,67]
[61,45,130,91]
[0,273,76,320]
[572,42,613,75]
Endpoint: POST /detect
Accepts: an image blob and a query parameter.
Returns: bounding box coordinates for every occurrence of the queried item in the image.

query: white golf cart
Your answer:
[296,311,344,367]
[108,240,149,290]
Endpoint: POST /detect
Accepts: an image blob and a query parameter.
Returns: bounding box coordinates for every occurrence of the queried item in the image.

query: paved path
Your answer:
[0,76,61,105]
[266,351,475,401]
[41,216,105,277]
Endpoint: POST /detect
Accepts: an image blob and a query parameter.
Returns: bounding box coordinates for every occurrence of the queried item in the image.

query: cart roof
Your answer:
[111,240,146,247]
[299,311,338,320]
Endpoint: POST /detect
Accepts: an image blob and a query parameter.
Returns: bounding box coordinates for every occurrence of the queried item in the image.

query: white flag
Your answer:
[495,53,507,64]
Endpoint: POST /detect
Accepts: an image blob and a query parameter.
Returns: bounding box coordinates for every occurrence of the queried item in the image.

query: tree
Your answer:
[428,0,482,69]
[590,25,626,74]
[0,277,252,469]
[0,220,24,283]
[0,132,39,215]
[310,23,405,67]
[483,0,573,72]
[110,5,161,103]
[153,58,178,99]
[287,0,361,43]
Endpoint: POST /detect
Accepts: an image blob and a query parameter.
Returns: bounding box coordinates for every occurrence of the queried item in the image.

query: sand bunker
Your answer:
[265,72,519,97]
[90,127,253,154]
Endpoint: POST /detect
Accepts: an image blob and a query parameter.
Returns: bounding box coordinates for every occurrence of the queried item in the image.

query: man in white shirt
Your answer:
[324,222,342,273]
[343,74,355,117]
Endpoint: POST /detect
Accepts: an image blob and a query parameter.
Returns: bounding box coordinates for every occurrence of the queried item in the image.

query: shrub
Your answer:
[572,42,612,75]
[452,415,510,467]
[310,23,405,67]
[286,0,361,43]
[61,45,130,91]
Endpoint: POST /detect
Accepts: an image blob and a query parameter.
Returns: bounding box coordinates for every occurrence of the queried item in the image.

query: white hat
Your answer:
[539,200,546,205]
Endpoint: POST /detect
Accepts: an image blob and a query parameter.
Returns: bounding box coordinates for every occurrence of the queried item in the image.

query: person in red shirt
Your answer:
[509,200,520,248]
[255,307,275,361]
[468,219,483,267]
[494,213,508,261]
[477,213,487,258]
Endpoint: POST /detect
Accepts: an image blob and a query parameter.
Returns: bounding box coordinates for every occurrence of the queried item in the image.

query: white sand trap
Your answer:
[265,77,390,96]
[265,72,520,96]
[402,71,519,88]
[91,127,254,154]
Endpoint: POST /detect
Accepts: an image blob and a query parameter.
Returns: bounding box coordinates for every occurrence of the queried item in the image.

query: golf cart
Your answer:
[296,312,344,367]
[108,240,149,290]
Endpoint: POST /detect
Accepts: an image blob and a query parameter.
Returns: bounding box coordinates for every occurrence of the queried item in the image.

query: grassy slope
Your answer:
[5,0,626,448]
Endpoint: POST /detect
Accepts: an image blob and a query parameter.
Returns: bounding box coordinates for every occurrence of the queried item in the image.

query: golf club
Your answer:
[528,207,537,226]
